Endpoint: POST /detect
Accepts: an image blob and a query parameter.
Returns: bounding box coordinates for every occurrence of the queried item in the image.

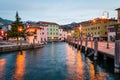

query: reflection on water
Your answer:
[66,44,84,80]
[87,59,109,80]
[0,59,6,79]
[0,42,119,80]
[12,51,26,80]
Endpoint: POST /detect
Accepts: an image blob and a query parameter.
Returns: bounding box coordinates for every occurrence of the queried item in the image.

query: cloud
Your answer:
[0,0,120,24]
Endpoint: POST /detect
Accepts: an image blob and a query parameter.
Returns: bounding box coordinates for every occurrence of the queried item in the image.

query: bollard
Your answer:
[77,41,79,49]
[94,39,98,60]
[114,40,120,73]
[80,39,82,50]
[85,38,88,54]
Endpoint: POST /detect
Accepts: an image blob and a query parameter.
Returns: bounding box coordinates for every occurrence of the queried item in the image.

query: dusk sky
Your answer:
[0,0,120,25]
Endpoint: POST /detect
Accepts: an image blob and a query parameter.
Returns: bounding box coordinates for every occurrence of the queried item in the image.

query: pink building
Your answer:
[39,24,48,43]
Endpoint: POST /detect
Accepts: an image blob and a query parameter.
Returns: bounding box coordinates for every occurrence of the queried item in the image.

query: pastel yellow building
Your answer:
[79,18,117,41]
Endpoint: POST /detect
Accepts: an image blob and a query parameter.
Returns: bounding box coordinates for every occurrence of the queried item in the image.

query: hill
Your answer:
[0,17,12,25]
[60,22,79,31]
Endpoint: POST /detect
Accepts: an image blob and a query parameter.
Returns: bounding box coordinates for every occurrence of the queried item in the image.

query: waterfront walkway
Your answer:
[85,41,114,56]
[0,41,44,53]
[73,41,114,57]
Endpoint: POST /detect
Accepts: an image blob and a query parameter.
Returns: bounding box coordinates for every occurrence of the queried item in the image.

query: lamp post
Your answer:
[102,11,109,49]
[79,25,82,50]
[18,27,23,45]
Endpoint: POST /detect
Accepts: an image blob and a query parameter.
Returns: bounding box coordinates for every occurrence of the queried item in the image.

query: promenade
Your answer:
[72,41,115,57]
[0,40,44,53]
[82,41,114,56]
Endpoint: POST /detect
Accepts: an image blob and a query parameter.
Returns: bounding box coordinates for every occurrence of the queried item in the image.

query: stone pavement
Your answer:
[81,41,114,56]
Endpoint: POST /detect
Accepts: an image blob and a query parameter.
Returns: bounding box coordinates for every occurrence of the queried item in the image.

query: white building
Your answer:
[26,27,41,44]
[59,28,67,41]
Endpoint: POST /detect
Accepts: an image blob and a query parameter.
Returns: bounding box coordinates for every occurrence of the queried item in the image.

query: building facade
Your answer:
[58,28,67,40]
[39,24,48,42]
[37,22,59,41]
[25,22,41,44]
[81,18,117,41]
[116,8,120,23]
[26,27,41,44]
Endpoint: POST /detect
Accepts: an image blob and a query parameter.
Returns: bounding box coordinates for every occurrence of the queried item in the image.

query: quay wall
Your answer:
[0,44,44,53]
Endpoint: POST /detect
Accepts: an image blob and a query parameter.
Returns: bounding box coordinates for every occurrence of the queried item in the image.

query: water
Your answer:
[0,42,119,80]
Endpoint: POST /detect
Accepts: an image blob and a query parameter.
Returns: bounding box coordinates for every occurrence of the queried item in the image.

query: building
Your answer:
[26,23,41,44]
[37,21,59,41]
[0,24,11,31]
[107,8,120,41]
[0,24,11,40]
[108,25,116,41]
[116,8,120,23]
[58,28,67,41]
[81,18,117,41]
[38,24,48,43]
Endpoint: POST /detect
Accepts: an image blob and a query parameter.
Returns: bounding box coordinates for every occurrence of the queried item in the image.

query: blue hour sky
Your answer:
[0,0,120,25]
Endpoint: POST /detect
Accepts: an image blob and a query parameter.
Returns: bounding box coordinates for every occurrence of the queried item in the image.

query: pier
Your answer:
[67,40,120,73]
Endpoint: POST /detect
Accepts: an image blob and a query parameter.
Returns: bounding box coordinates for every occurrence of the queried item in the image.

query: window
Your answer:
[95,32,96,35]
[98,32,100,35]
[98,26,100,29]
[42,32,44,35]
[105,32,107,35]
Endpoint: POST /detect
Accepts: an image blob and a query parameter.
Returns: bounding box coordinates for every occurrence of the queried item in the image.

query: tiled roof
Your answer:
[37,21,59,25]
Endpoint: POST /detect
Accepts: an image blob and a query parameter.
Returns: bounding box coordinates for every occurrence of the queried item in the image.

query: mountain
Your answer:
[0,17,13,25]
[60,22,79,31]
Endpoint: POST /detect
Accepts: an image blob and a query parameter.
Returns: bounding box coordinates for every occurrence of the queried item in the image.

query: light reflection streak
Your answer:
[66,44,84,80]
[87,59,109,80]
[13,51,26,80]
[0,59,6,79]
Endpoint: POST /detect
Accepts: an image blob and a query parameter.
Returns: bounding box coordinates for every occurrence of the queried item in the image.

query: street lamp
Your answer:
[102,11,109,49]
[18,27,23,45]
[79,25,82,50]
[71,30,75,41]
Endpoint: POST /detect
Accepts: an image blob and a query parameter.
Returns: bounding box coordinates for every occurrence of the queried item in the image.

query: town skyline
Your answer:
[0,0,120,25]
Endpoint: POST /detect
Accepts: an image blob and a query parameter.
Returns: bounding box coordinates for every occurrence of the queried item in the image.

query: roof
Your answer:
[116,8,120,10]
[37,21,59,25]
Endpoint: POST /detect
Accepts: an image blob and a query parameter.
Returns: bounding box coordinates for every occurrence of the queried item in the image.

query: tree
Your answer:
[7,11,25,40]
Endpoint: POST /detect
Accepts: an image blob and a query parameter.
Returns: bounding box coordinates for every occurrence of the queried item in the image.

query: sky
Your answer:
[0,0,120,25]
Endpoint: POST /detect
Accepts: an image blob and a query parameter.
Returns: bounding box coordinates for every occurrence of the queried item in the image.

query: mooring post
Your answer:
[94,39,98,60]
[80,39,82,50]
[20,38,22,51]
[114,40,120,73]
[85,38,88,54]
[77,40,79,49]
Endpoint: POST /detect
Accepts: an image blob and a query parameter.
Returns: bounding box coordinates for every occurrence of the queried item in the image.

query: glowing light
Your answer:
[1,31,4,35]
[71,30,74,34]
[18,27,23,32]
[92,19,96,24]
[68,33,71,36]
[52,36,54,39]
